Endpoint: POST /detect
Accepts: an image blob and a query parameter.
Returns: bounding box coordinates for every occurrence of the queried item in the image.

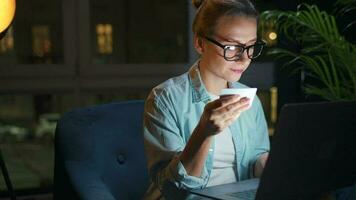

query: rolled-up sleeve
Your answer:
[249,98,270,178]
[143,93,208,191]
[255,98,270,156]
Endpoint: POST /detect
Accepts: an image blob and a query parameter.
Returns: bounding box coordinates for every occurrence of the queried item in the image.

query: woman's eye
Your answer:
[227,46,236,51]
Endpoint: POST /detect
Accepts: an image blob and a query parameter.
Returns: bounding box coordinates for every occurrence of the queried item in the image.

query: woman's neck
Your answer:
[198,64,228,96]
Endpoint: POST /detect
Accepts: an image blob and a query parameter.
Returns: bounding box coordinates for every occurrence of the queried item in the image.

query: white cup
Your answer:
[220,88,257,109]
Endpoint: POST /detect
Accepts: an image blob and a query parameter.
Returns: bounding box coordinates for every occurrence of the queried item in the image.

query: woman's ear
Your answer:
[194,35,204,54]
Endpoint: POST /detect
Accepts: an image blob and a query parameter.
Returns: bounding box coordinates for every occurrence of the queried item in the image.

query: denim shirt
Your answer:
[143,61,270,199]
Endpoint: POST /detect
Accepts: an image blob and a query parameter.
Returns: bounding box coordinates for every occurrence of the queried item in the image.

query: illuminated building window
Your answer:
[96,24,113,54]
[0,27,14,54]
[32,25,51,57]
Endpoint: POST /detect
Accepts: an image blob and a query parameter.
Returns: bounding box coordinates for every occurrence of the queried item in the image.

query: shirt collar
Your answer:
[188,61,235,103]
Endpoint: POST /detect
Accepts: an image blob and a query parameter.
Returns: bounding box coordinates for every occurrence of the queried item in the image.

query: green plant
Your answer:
[260,0,356,101]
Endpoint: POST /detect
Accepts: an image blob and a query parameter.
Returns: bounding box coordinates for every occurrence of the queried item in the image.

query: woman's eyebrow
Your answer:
[225,38,257,45]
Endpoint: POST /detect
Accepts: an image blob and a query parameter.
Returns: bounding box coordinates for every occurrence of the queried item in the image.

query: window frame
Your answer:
[0,0,197,95]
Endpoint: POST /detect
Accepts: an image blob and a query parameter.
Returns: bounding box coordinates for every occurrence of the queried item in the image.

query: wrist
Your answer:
[195,119,214,140]
[254,153,269,178]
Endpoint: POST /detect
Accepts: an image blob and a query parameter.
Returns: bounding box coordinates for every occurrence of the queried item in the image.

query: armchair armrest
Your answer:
[65,161,116,200]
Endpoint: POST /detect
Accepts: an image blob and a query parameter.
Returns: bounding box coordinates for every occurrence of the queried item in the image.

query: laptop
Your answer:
[192,101,356,200]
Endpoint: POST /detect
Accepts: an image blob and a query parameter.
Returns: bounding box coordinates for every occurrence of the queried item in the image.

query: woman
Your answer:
[143,0,270,199]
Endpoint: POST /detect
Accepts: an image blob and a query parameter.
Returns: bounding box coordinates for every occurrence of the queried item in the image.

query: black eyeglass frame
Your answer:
[204,36,266,61]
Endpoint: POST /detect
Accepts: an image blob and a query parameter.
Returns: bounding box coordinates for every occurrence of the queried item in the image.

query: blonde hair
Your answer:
[192,0,259,37]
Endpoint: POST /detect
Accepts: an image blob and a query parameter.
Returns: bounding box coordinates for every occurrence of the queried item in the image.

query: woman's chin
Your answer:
[226,75,242,83]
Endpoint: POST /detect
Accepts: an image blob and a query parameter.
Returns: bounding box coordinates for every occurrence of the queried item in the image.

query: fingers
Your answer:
[201,95,251,135]
[213,97,250,120]
[211,98,250,127]
[226,101,249,119]
[208,95,240,109]
[219,101,249,127]
[210,103,248,132]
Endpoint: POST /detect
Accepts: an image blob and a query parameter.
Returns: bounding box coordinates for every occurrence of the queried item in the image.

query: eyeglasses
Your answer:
[204,36,266,61]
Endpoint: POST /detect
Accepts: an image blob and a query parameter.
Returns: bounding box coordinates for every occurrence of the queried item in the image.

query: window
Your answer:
[0,27,14,54]
[96,24,113,55]
[90,0,188,64]
[2,0,282,196]
[32,25,52,63]
[0,0,63,64]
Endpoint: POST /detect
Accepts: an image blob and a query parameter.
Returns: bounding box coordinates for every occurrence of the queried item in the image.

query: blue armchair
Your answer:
[53,100,149,200]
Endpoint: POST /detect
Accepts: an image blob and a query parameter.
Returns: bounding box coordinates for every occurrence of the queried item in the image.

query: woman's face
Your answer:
[196,15,257,83]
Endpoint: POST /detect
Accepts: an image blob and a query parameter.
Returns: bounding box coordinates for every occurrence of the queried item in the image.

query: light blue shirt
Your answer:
[143,61,270,199]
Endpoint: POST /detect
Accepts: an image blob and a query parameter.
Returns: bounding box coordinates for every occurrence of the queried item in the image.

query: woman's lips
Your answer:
[231,69,244,74]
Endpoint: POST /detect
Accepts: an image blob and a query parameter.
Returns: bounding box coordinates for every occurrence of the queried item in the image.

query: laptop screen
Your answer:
[256,101,356,199]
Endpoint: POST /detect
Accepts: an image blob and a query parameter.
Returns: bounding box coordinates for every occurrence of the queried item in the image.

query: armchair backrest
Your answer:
[54,100,148,200]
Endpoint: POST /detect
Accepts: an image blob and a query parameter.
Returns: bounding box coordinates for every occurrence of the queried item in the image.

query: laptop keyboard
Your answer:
[226,189,257,200]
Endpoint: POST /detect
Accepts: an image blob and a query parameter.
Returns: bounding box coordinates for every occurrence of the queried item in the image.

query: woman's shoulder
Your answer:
[147,72,190,101]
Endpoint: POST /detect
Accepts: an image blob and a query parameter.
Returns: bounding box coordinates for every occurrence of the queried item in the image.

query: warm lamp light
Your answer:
[0,0,16,33]
[268,32,277,41]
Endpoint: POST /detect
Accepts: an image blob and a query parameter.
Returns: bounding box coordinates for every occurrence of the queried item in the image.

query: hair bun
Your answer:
[192,0,206,9]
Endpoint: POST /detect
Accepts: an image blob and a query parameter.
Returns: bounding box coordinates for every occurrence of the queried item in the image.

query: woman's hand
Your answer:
[180,95,250,176]
[199,95,250,136]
